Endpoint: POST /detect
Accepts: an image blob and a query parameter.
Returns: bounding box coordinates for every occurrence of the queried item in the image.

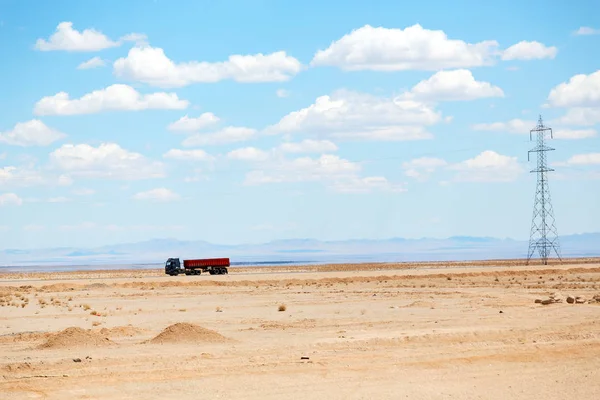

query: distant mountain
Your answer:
[0,233,598,270]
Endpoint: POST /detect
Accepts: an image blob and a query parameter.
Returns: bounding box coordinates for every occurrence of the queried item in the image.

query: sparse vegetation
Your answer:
[278,304,287,312]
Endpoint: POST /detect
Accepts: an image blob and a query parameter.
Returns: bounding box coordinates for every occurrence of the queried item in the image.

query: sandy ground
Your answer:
[1,260,599,399]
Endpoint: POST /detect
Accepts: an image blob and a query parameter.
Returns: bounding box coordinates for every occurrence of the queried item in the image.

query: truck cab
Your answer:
[165,258,181,275]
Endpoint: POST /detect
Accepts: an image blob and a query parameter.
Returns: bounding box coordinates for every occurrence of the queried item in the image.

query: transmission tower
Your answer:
[526,115,562,265]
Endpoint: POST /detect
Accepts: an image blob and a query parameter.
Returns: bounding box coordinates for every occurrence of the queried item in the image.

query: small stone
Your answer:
[73,358,82,363]
[534,299,542,303]
[499,310,503,314]
[566,296,575,304]
[541,299,553,305]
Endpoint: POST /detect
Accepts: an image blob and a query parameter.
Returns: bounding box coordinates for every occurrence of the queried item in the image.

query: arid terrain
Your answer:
[1,259,599,399]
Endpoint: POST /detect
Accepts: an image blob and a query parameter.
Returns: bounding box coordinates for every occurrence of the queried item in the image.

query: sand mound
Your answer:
[149,323,228,344]
[38,327,115,349]
[0,331,51,344]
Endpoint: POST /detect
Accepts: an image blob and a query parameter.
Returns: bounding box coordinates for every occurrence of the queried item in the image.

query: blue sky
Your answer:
[0,0,599,249]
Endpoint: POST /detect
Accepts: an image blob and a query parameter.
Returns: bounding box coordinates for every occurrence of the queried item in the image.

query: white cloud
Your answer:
[560,153,600,166]
[402,157,448,180]
[167,112,220,132]
[0,193,23,206]
[163,149,214,161]
[311,24,499,71]
[34,84,189,116]
[244,154,361,185]
[405,69,504,101]
[0,166,68,187]
[573,27,600,36]
[35,21,145,52]
[329,176,406,193]
[227,147,270,162]
[133,188,180,202]
[50,143,165,180]
[472,119,535,134]
[276,89,290,98]
[449,150,524,182]
[182,126,257,146]
[501,41,557,60]
[113,45,302,88]
[554,107,600,126]
[551,128,597,139]
[0,119,66,146]
[547,70,600,108]
[472,118,597,139]
[278,139,338,153]
[266,89,440,142]
[77,56,106,70]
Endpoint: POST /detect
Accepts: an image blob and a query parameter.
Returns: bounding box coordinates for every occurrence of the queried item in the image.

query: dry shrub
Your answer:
[278,304,287,312]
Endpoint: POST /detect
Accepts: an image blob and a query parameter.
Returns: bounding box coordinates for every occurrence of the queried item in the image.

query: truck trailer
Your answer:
[165,257,229,276]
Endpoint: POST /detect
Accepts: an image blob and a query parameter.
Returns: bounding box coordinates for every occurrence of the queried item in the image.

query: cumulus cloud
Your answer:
[0,165,70,187]
[0,119,66,146]
[501,41,557,60]
[163,149,215,161]
[0,193,23,206]
[547,70,600,108]
[227,147,270,162]
[405,69,504,101]
[554,107,600,127]
[77,56,106,70]
[35,21,145,52]
[113,45,302,88]
[182,126,257,146]
[244,154,361,185]
[133,188,180,202]
[311,24,499,71]
[449,150,524,182]
[558,153,600,166]
[265,89,440,142]
[50,143,165,180]
[167,112,220,132]
[34,84,188,116]
[573,27,600,36]
[472,118,597,139]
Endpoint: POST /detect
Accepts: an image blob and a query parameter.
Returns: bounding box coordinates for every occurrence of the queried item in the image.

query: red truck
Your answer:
[164,257,229,276]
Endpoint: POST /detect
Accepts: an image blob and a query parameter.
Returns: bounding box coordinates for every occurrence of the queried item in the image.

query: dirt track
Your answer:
[1,260,599,399]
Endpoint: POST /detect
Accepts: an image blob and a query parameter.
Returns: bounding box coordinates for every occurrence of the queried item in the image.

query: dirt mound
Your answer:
[0,331,51,344]
[149,323,228,344]
[38,327,115,349]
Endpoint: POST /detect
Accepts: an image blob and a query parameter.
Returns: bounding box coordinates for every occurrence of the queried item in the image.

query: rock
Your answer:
[73,358,82,363]
[541,299,554,305]
[575,296,586,304]
[566,296,575,304]
[535,299,542,303]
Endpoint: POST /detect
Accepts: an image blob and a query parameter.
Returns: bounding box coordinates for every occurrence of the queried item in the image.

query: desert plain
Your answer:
[1,259,599,399]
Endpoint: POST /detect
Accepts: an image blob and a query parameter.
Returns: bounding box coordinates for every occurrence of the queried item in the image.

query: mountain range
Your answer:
[1,233,599,271]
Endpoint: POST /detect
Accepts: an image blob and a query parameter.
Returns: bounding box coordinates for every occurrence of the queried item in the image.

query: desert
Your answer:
[0,259,599,399]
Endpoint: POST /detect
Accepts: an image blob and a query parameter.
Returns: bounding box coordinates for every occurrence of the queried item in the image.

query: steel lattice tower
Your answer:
[526,115,562,265]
